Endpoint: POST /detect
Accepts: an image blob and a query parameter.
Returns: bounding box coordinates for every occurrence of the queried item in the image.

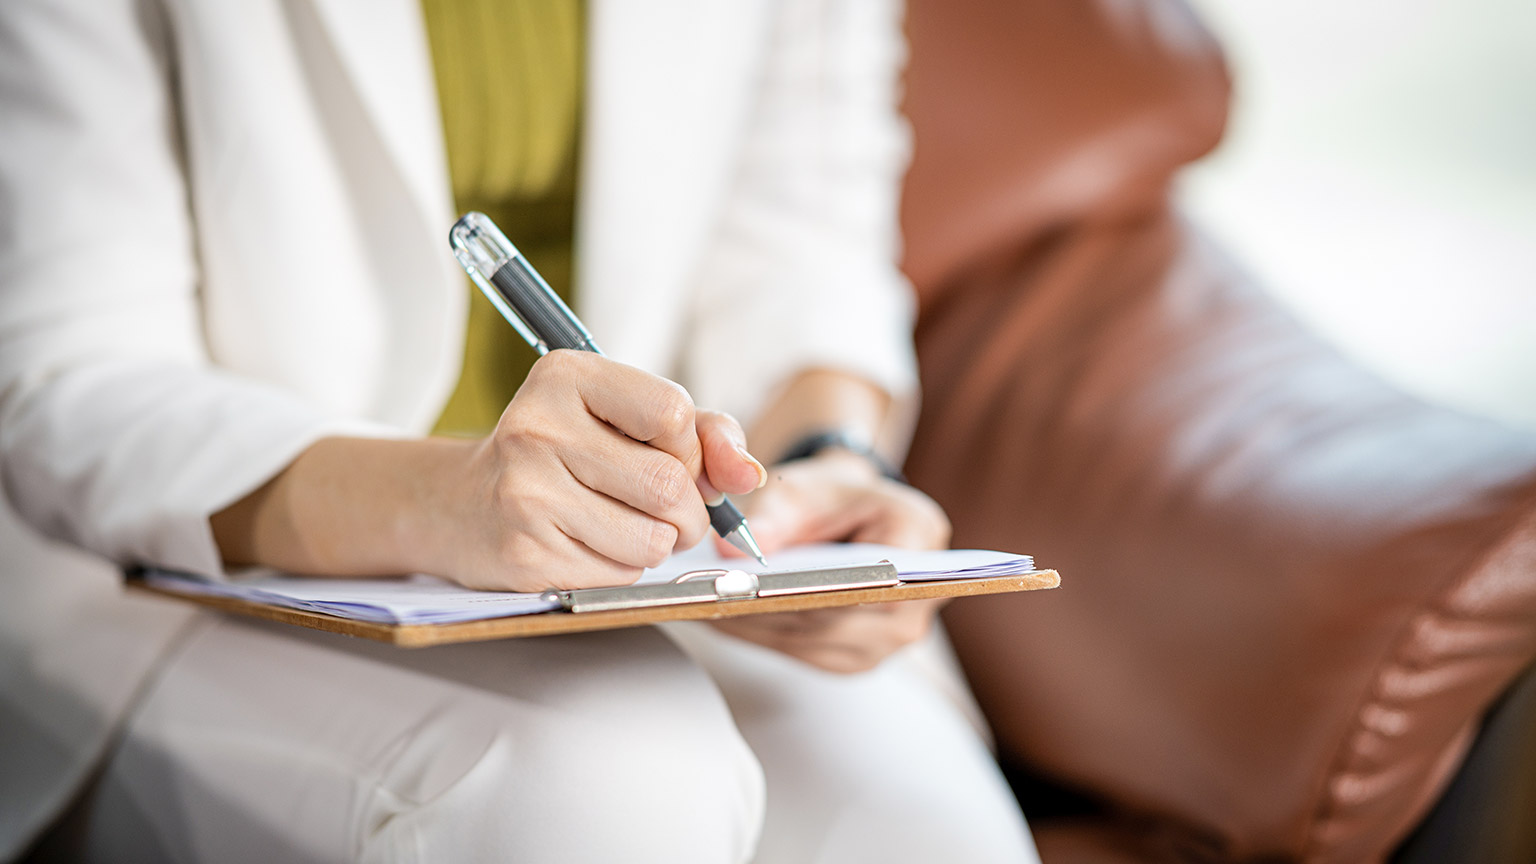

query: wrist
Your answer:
[775,429,907,484]
[392,436,481,577]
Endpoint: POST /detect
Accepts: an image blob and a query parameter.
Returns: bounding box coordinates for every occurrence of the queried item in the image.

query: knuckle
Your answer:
[492,469,536,508]
[492,410,549,452]
[674,509,709,548]
[642,519,678,567]
[648,380,695,435]
[492,480,557,541]
[696,407,742,440]
[642,459,691,512]
[527,350,597,394]
[533,348,580,380]
[523,356,558,389]
[490,473,524,512]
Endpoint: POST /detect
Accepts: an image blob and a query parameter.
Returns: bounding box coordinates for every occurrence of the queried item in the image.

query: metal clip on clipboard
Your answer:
[540,562,901,614]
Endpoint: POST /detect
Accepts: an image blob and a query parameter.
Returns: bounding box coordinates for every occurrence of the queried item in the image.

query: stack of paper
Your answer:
[140,542,1035,626]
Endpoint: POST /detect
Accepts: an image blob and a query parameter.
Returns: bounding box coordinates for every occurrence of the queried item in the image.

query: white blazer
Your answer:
[0,0,915,853]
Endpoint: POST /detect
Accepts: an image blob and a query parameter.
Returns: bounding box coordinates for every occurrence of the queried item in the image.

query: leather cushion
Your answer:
[901,2,1536,860]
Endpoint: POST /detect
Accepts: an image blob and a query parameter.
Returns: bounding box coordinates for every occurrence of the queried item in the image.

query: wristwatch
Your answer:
[775,429,907,484]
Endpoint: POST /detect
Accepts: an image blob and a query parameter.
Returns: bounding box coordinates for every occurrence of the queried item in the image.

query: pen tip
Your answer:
[725,524,768,568]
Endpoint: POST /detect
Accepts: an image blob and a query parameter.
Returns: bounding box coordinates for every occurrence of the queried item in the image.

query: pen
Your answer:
[448,211,768,566]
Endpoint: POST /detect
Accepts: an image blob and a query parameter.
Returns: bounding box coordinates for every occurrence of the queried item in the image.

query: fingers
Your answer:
[539,351,704,475]
[548,486,682,575]
[525,352,754,550]
[539,534,647,591]
[560,424,711,551]
[710,599,944,674]
[849,483,952,550]
[456,484,644,592]
[696,409,767,498]
[481,352,768,590]
[734,456,952,554]
[728,473,875,555]
[468,444,682,591]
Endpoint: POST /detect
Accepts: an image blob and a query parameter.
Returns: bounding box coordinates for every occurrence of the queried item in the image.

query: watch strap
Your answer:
[775,429,907,484]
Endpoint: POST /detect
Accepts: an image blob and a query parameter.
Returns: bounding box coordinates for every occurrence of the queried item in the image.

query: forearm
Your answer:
[211,436,471,577]
[747,368,896,465]
[210,352,768,591]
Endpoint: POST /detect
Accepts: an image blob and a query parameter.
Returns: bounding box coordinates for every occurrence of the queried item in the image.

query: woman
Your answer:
[0,0,1037,861]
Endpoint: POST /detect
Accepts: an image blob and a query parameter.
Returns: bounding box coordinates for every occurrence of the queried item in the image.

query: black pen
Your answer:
[448,211,768,566]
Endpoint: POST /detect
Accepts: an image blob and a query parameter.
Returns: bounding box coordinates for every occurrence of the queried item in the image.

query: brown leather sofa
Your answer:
[899,2,1536,862]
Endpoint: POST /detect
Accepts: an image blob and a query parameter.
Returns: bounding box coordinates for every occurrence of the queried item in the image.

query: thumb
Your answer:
[696,409,766,497]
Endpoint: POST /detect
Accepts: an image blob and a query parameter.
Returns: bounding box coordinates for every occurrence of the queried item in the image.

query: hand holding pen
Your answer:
[431,349,764,592]
[445,212,768,591]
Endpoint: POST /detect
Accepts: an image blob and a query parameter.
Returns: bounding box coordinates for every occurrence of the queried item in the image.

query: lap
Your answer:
[666,622,1040,864]
[61,614,1036,864]
[70,615,764,864]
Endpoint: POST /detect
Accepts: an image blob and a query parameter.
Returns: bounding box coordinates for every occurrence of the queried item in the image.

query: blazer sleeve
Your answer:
[680,0,918,435]
[0,0,381,579]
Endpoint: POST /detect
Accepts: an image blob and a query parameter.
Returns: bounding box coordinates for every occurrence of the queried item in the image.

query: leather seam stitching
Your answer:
[1301,501,1536,861]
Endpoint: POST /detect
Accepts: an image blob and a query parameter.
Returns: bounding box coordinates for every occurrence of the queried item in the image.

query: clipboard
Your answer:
[129,561,1059,648]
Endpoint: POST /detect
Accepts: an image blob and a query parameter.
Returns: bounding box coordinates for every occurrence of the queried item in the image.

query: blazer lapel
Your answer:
[577,0,768,377]
[302,0,452,230]
[294,0,465,428]
[296,0,770,399]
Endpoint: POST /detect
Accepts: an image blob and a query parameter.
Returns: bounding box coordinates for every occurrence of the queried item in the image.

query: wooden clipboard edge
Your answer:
[127,569,1059,648]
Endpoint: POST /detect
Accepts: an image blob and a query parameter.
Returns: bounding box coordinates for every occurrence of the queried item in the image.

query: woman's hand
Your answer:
[707,450,952,673]
[440,351,765,591]
[213,351,764,592]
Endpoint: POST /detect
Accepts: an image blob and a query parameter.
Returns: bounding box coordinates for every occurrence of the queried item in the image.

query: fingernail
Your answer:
[738,445,768,489]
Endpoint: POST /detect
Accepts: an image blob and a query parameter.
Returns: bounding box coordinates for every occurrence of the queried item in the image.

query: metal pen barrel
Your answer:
[488,257,597,355]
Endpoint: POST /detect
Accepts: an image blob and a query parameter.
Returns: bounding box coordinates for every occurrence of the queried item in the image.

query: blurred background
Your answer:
[1181,0,1536,430]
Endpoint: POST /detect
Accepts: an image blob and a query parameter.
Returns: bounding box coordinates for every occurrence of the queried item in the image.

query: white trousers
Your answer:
[57,615,1038,863]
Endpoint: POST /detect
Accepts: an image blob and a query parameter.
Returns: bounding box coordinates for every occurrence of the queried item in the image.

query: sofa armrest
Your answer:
[1392,650,1536,861]
[906,212,1536,862]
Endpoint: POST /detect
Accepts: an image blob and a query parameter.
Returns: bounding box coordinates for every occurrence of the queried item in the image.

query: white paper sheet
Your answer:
[140,542,1034,625]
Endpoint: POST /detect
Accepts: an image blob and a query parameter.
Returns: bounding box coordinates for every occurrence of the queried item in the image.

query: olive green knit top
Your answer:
[423,0,584,436]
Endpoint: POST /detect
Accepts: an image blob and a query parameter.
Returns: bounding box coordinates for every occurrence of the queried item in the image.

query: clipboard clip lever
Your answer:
[541,561,900,614]
[673,568,759,598]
